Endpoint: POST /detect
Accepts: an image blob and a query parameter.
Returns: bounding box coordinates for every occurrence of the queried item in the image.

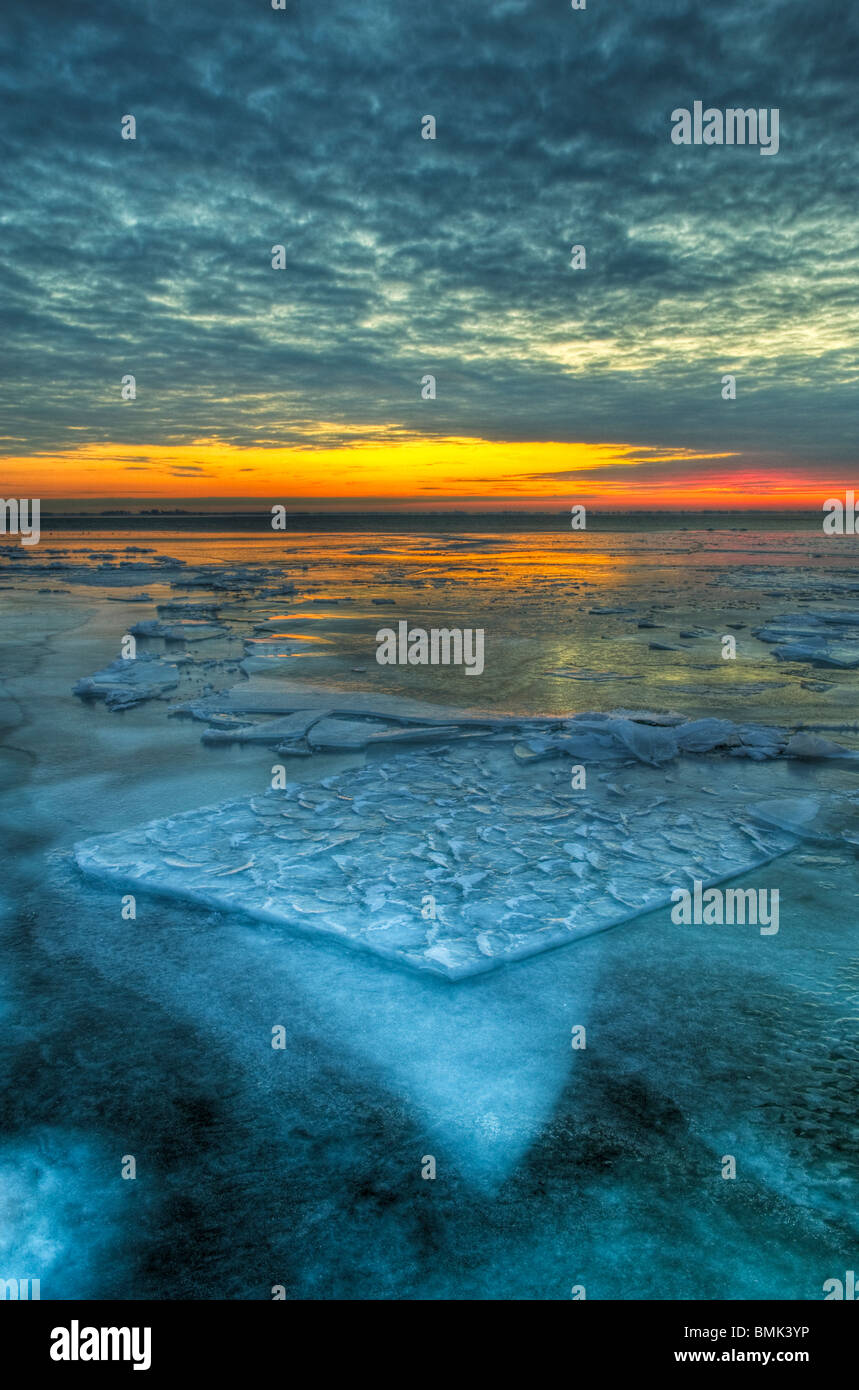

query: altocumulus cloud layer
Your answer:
[0,0,856,484]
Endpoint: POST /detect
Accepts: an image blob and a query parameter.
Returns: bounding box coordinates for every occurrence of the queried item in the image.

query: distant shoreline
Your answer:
[17,509,834,534]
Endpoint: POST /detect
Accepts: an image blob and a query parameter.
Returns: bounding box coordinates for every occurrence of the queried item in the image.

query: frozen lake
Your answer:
[1,522,857,1298]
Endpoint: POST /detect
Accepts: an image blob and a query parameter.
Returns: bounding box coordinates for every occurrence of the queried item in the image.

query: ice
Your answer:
[305,717,477,751]
[156,602,221,618]
[200,710,488,753]
[610,709,685,725]
[774,642,859,669]
[513,714,789,766]
[749,794,859,844]
[239,640,299,675]
[720,570,859,597]
[545,669,638,681]
[179,567,296,594]
[131,619,226,642]
[201,713,323,745]
[75,741,809,980]
[175,679,516,733]
[72,653,182,709]
[785,732,859,760]
[675,718,741,751]
[755,613,859,668]
[0,554,186,585]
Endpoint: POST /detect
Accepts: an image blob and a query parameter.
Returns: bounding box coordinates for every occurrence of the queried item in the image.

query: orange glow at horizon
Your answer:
[0,436,848,509]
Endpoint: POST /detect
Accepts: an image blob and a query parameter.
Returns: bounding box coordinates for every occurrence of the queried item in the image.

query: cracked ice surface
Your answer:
[75,741,804,979]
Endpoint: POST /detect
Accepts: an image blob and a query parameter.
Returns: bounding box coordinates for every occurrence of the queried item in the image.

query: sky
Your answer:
[0,0,856,510]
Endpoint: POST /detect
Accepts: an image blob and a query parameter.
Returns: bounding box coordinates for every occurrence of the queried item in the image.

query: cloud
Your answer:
[0,0,856,494]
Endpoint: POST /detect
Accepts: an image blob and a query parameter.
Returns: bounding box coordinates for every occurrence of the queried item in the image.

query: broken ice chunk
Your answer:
[73,653,181,709]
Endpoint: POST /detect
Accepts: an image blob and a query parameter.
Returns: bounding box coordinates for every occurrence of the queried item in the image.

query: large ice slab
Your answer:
[75,743,805,979]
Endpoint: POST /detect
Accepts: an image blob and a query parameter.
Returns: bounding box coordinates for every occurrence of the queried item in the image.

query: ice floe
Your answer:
[754,612,859,668]
[749,794,859,843]
[130,619,226,642]
[513,713,786,764]
[73,653,182,709]
[74,738,827,980]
